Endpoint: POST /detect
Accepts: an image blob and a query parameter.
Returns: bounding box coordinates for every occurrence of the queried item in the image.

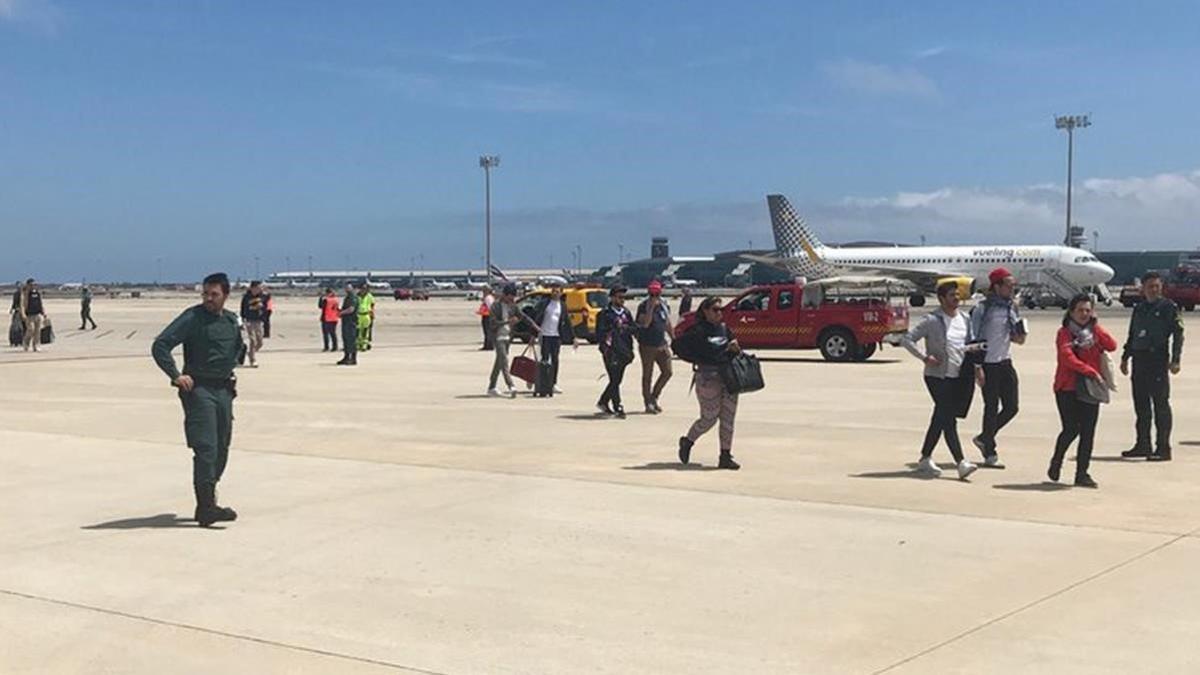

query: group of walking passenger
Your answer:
[903,267,1184,488]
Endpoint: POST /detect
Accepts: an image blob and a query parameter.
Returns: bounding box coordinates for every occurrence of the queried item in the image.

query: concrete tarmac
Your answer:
[1,294,1196,673]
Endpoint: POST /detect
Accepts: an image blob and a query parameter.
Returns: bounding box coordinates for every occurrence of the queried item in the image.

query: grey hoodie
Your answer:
[902,308,977,379]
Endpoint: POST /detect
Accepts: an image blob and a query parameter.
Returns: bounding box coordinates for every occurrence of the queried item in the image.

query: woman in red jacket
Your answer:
[1049,294,1118,488]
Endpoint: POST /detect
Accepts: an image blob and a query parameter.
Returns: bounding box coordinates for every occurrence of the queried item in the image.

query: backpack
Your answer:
[671,324,705,364]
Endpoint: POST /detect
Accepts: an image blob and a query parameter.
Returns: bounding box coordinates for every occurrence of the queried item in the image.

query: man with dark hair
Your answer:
[318,287,340,352]
[337,282,359,366]
[80,286,97,330]
[535,283,575,394]
[1121,271,1185,460]
[969,267,1027,468]
[239,281,267,367]
[151,272,243,527]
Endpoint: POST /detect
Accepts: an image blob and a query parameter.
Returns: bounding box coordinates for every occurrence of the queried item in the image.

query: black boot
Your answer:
[1047,460,1061,483]
[194,483,237,527]
[1074,474,1099,488]
[1121,445,1152,459]
[678,437,694,465]
[718,449,740,471]
[613,405,626,419]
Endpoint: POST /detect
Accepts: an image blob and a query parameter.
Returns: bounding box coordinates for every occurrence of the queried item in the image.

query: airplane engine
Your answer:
[936,276,977,301]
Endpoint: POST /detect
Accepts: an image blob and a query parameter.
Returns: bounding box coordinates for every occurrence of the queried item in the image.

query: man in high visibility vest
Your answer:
[356,282,376,352]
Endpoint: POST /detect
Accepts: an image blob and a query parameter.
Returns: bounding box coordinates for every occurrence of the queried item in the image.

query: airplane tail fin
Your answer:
[767,194,826,263]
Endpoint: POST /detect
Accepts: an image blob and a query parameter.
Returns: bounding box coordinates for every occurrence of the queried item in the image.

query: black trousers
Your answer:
[600,357,628,408]
[1132,355,1173,454]
[80,306,96,329]
[980,360,1019,455]
[341,320,358,363]
[1052,391,1099,479]
[921,376,965,463]
[481,317,494,350]
[541,336,562,385]
[322,321,338,350]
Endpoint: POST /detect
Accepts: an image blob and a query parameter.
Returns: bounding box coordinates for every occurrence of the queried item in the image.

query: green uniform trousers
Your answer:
[356,316,373,351]
[179,384,234,488]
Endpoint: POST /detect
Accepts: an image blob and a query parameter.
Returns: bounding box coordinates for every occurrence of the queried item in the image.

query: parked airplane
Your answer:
[427,280,459,291]
[747,194,1114,306]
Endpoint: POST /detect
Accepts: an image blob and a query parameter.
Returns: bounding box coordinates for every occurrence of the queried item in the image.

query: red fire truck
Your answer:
[674,280,910,361]
[1167,265,1200,311]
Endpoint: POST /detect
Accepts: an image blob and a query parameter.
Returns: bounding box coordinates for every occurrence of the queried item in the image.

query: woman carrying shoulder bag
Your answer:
[901,282,981,481]
[1049,294,1118,488]
[673,297,742,470]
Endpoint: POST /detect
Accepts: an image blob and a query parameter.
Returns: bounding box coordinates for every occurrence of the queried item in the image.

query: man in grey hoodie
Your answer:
[902,282,982,481]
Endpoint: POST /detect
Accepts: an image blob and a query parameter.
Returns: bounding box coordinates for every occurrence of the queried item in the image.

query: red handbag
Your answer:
[510,343,539,384]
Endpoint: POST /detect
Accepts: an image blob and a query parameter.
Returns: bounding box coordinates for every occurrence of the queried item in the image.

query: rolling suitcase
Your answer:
[39,320,54,345]
[533,358,554,398]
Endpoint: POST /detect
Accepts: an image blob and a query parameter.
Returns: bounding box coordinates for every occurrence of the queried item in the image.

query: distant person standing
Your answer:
[261,287,274,338]
[487,284,526,398]
[9,280,24,347]
[1121,272,1185,461]
[901,282,980,481]
[318,287,340,352]
[1049,294,1118,488]
[596,286,635,418]
[678,287,694,316]
[535,283,575,394]
[969,267,1027,468]
[239,281,267,368]
[337,282,359,366]
[151,272,243,527]
[19,278,46,352]
[478,285,496,351]
[356,282,376,352]
[636,280,674,414]
[80,286,97,330]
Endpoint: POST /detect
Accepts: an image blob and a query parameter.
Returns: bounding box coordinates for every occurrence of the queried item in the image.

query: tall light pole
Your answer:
[575,244,582,275]
[307,255,313,278]
[1055,113,1091,246]
[254,255,261,280]
[479,155,500,284]
[1093,230,1101,253]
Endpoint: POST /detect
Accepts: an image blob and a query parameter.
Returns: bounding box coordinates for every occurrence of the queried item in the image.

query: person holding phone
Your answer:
[1049,294,1117,488]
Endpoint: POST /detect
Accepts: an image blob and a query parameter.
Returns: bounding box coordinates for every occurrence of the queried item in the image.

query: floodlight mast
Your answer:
[479,155,501,285]
[1055,114,1091,246]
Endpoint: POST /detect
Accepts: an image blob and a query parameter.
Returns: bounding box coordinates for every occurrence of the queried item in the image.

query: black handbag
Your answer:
[719,352,765,394]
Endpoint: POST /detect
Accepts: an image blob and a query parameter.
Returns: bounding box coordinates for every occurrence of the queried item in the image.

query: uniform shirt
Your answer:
[945,312,969,378]
[981,303,1013,363]
[319,295,341,322]
[357,291,376,318]
[151,305,242,382]
[1124,297,1185,364]
[635,299,671,347]
[340,293,359,324]
[81,289,92,308]
[540,299,562,338]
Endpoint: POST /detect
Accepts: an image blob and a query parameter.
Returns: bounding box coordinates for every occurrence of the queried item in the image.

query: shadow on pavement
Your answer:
[1181,441,1200,447]
[992,482,1072,492]
[757,357,901,365]
[850,470,938,480]
[1090,456,1142,463]
[623,462,720,472]
[82,513,196,530]
[558,414,615,421]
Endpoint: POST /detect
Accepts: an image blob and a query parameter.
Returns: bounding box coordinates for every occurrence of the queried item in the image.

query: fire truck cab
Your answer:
[675,280,910,362]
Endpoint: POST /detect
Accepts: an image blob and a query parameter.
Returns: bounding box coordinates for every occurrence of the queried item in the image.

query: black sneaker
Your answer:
[613,405,627,419]
[1147,453,1173,462]
[596,401,613,416]
[1047,463,1061,482]
[718,450,740,471]
[1074,475,1099,489]
[678,437,694,465]
[1121,446,1153,459]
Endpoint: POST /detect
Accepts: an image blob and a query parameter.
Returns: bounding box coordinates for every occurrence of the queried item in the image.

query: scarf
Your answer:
[1067,318,1096,350]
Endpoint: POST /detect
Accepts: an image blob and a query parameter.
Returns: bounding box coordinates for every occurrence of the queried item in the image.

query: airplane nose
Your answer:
[1096,262,1114,282]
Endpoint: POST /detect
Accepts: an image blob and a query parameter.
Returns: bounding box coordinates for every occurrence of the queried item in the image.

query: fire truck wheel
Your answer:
[854,343,877,361]
[819,327,857,362]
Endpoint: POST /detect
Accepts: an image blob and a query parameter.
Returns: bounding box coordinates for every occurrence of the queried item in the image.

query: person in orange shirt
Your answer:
[318,287,340,352]
[477,285,495,351]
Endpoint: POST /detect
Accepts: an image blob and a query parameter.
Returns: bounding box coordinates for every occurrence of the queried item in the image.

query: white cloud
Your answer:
[822,59,939,99]
[0,0,61,33]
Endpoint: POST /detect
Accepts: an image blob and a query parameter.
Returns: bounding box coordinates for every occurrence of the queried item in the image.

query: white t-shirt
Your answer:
[945,312,968,378]
[540,300,562,338]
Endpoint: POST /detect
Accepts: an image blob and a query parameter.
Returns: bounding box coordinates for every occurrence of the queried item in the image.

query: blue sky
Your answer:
[2,0,1199,281]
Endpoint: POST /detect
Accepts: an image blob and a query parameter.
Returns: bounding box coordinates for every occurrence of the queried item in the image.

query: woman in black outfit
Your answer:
[596,286,635,418]
[672,296,743,469]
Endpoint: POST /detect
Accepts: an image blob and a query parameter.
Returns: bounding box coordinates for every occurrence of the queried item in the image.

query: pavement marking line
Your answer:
[0,588,449,675]
[94,330,115,339]
[871,531,1193,674]
[125,330,138,339]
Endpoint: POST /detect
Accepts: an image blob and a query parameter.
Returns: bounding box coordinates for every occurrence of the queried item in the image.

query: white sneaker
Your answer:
[507,387,518,399]
[916,456,942,477]
[982,454,1005,469]
[487,389,502,398]
[553,385,563,394]
[957,460,979,481]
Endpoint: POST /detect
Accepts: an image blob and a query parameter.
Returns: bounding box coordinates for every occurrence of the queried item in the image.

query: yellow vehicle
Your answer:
[514,285,610,343]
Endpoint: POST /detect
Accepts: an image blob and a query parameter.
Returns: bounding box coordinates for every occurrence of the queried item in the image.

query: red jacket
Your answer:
[1053,322,1118,392]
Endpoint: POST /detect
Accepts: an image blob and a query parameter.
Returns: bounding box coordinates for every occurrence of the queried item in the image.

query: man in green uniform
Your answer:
[1121,271,1185,461]
[356,282,376,352]
[151,272,244,527]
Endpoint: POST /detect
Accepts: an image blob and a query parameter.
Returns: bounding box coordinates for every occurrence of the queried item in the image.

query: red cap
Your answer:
[647,280,663,294]
[989,267,1013,286]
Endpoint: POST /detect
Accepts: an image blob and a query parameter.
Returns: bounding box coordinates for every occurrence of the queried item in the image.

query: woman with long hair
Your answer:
[1050,294,1118,488]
